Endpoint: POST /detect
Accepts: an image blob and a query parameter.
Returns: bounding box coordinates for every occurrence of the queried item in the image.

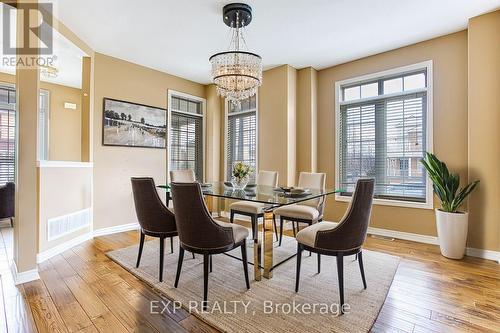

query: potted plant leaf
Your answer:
[420,152,479,259]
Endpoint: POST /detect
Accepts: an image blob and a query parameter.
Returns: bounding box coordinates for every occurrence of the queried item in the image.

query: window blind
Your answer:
[226,96,257,181]
[170,96,203,181]
[338,71,428,203]
[0,86,16,185]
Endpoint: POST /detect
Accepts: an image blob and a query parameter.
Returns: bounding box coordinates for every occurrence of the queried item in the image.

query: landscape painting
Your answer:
[102,98,166,148]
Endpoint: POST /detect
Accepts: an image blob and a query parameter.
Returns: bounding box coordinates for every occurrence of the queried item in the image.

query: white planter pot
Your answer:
[435,209,468,259]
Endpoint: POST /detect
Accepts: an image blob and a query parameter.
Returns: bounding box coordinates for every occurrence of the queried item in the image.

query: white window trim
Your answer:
[167,89,206,182]
[334,60,434,209]
[0,82,51,162]
[223,95,259,181]
[39,89,50,161]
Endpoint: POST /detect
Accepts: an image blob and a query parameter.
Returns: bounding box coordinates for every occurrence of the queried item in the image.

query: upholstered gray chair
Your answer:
[131,177,178,282]
[230,170,279,240]
[294,178,375,313]
[273,172,326,245]
[0,182,14,227]
[170,182,250,309]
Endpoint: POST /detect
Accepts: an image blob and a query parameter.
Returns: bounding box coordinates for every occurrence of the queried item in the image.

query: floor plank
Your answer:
[0,221,497,333]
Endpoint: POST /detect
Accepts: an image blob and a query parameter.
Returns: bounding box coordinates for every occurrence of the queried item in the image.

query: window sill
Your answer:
[335,193,433,210]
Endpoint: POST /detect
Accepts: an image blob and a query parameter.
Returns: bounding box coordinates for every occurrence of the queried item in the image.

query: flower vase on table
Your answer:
[231,175,250,190]
[231,161,253,190]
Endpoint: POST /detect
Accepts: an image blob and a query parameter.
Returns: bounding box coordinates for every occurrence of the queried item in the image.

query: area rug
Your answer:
[106,233,399,333]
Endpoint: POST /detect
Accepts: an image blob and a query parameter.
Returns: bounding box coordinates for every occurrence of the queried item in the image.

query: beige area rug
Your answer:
[106,233,399,333]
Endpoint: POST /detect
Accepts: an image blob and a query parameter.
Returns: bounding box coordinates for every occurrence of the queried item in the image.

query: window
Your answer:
[0,85,16,185]
[0,85,51,184]
[225,95,257,181]
[39,90,49,160]
[168,91,205,182]
[335,61,433,207]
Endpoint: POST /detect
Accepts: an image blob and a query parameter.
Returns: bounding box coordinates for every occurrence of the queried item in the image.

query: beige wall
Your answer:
[81,56,92,162]
[205,84,222,182]
[0,72,82,161]
[46,82,82,161]
[14,0,40,272]
[92,53,205,230]
[258,65,297,186]
[286,66,297,186]
[296,67,318,176]
[38,165,92,251]
[317,31,469,237]
[467,10,500,251]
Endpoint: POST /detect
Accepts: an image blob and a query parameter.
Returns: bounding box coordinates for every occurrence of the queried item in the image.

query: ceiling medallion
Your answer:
[209,3,262,106]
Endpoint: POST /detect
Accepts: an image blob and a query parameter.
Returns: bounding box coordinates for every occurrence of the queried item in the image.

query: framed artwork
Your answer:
[102,98,166,148]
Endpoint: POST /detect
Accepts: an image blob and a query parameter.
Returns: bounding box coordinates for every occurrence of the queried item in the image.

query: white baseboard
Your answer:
[367,225,439,245]
[93,222,139,237]
[365,225,498,263]
[89,218,499,264]
[466,247,500,263]
[37,231,93,263]
[10,261,39,285]
[317,221,498,263]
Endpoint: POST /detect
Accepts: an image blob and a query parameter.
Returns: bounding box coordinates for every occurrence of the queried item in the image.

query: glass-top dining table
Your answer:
[159,182,341,281]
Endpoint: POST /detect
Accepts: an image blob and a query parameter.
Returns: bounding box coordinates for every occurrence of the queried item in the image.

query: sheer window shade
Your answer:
[170,95,203,181]
[226,95,257,181]
[338,70,428,203]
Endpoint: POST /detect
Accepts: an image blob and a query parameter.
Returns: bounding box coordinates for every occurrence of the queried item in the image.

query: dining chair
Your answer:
[294,178,375,313]
[0,182,14,227]
[131,177,178,282]
[170,169,196,182]
[273,172,326,246]
[229,170,279,240]
[170,182,250,309]
[167,169,196,206]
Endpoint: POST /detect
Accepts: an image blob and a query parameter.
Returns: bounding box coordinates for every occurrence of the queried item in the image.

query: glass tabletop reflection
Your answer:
[159,182,341,208]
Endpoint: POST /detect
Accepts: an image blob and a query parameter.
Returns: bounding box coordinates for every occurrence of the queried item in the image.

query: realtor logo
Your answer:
[2,2,53,55]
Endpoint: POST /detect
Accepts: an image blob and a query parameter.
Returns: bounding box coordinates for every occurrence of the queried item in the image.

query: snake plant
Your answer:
[420,152,479,213]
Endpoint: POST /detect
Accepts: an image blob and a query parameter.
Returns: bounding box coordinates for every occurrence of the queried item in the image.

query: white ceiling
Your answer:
[49,0,499,84]
[0,3,87,89]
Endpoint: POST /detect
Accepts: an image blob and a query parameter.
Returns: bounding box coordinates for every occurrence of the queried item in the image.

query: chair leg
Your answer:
[192,252,195,259]
[174,247,185,287]
[292,221,297,237]
[159,236,165,282]
[279,217,284,246]
[354,253,358,261]
[209,255,213,273]
[10,217,13,227]
[317,253,321,274]
[230,210,235,223]
[358,251,367,289]
[170,236,174,254]
[203,254,209,310]
[136,231,145,268]
[295,244,303,292]
[241,240,250,289]
[251,215,257,240]
[272,215,278,241]
[336,253,345,313]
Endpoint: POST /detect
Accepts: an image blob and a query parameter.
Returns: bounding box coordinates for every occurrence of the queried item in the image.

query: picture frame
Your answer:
[102,98,167,149]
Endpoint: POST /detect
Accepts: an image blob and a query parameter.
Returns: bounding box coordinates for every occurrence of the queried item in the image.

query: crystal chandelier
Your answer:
[209,3,262,106]
[40,65,58,78]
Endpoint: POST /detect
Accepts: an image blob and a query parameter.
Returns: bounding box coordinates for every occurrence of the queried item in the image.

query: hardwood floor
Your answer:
[1,223,499,333]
